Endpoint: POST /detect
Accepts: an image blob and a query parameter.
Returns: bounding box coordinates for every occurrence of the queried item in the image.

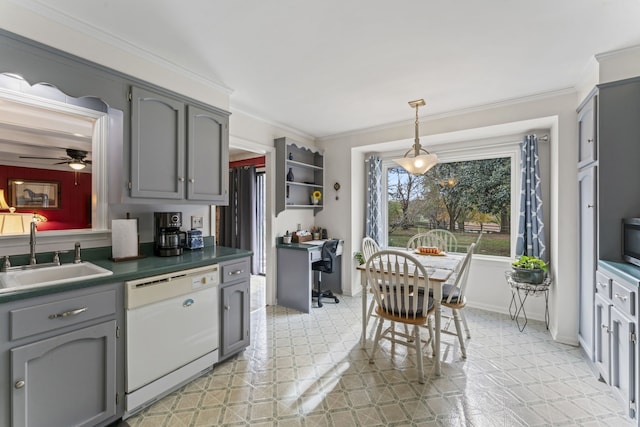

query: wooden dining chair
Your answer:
[365,250,434,383]
[362,237,381,328]
[425,229,458,252]
[362,237,380,261]
[362,237,413,341]
[406,232,447,252]
[428,242,475,358]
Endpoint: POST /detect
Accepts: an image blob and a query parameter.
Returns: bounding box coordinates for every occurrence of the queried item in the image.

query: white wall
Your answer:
[229,110,316,306]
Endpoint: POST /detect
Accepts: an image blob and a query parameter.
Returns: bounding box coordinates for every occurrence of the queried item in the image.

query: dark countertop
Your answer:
[599,259,640,284]
[276,241,324,251]
[0,244,252,303]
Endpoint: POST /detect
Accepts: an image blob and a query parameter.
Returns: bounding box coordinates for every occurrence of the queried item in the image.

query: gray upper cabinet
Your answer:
[130,86,229,204]
[577,93,597,168]
[131,86,186,200]
[187,105,229,203]
[598,78,640,259]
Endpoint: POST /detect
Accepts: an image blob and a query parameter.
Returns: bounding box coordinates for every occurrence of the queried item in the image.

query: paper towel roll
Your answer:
[112,219,138,259]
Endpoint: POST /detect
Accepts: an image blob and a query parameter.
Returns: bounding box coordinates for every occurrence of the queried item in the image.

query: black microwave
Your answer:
[623,218,640,267]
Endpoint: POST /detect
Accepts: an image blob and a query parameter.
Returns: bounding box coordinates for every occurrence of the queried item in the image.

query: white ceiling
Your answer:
[16,0,640,139]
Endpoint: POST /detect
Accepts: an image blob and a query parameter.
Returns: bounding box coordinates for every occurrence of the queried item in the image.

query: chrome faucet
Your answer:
[29,220,37,265]
[74,242,82,264]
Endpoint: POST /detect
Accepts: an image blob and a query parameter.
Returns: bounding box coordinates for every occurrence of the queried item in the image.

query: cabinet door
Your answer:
[594,292,611,384]
[610,306,636,419]
[11,320,117,427]
[187,105,229,203]
[130,86,185,199]
[578,166,597,356]
[220,280,250,359]
[578,94,597,168]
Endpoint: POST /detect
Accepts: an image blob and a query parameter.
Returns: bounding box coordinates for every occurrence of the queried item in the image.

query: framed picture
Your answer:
[8,179,60,209]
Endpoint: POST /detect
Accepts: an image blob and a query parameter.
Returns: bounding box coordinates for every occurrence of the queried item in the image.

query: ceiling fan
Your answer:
[19,148,92,170]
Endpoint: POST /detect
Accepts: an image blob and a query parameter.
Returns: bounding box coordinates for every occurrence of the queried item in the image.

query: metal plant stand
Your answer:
[505,271,551,332]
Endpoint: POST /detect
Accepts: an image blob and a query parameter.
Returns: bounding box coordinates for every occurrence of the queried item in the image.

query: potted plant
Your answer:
[512,255,548,284]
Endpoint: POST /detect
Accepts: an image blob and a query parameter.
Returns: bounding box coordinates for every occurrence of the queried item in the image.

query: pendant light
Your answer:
[392,99,438,175]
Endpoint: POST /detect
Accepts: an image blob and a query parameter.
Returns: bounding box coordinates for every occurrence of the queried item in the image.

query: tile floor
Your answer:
[124,293,634,427]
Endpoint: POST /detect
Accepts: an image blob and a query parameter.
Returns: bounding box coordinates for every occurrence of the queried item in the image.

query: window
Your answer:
[384,146,518,257]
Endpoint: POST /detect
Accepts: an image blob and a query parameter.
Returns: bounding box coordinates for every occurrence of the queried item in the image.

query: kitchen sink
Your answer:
[0,262,113,292]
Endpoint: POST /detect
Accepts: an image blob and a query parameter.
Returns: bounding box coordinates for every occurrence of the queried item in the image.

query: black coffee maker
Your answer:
[154,212,186,256]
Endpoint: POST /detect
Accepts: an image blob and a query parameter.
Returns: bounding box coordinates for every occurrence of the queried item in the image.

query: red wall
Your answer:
[229,156,265,168]
[0,166,91,230]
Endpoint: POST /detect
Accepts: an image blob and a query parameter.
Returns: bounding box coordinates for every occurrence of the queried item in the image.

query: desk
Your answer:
[357,249,462,375]
[276,239,343,313]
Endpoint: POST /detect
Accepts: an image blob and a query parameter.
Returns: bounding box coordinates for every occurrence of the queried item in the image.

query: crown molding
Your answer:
[317,87,575,142]
[229,105,316,142]
[595,43,640,61]
[10,0,233,95]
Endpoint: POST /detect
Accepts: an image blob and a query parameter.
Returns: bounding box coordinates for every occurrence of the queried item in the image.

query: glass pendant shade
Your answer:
[392,99,438,175]
[393,153,438,175]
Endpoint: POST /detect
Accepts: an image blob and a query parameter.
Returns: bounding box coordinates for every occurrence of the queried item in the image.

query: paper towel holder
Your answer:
[109,216,145,262]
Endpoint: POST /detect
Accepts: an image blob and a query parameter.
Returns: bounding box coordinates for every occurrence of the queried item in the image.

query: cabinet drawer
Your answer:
[612,280,635,318]
[10,289,116,341]
[595,270,612,300]
[221,258,250,283]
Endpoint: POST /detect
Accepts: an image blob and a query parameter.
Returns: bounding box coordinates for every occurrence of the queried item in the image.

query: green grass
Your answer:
[388,228,510,257]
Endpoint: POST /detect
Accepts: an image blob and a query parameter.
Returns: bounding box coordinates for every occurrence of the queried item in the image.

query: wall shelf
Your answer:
[275,137,324,216]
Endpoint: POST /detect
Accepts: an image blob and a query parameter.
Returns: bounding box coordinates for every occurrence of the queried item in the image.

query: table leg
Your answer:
[432,280,442,376]
[361,270,367,348]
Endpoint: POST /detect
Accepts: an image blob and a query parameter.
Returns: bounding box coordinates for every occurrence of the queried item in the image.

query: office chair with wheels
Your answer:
[312,239,340,307]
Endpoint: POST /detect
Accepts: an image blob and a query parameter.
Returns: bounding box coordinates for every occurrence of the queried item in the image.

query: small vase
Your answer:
[286,168,294,182]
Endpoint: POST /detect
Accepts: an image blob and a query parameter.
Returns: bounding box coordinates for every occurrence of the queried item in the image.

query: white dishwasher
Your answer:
[124,265,219,417]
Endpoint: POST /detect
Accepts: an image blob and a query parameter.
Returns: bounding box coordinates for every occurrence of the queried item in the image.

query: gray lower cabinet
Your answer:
[0,284,123,427]
[595,264,637,419]
[219,257,250,361]
[11,320,116,427]
[130,86,229,203]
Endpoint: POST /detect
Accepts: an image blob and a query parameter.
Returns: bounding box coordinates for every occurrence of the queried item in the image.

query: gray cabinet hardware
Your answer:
[49,307,88,319]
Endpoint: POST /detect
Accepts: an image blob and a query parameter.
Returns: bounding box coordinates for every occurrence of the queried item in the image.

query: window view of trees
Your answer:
[387,158,511,256]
